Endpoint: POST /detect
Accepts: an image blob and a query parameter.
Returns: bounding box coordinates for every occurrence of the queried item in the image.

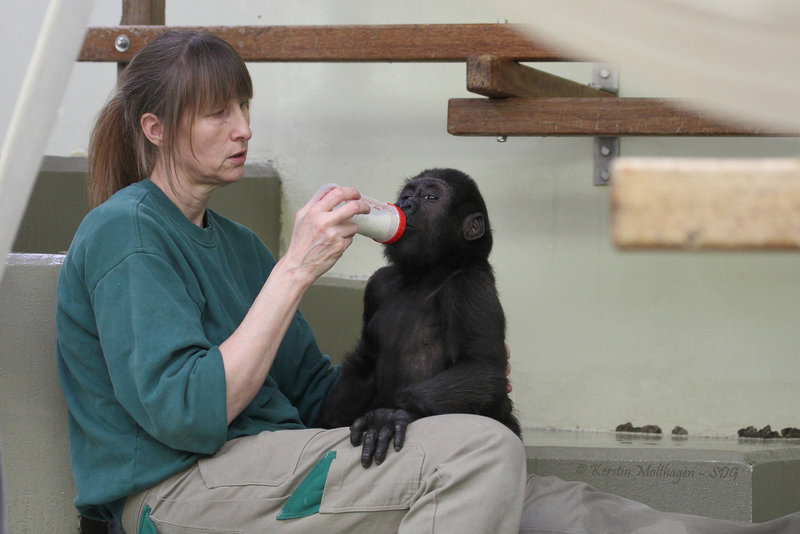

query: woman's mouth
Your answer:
[229,150,247,164]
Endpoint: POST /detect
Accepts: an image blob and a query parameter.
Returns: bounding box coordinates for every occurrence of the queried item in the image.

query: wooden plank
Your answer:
[447,97,794,136]
[80,24,565,63]
[466,54,613,98]
[118,0,165,74]
[611,158,800,249]
[121,0,165,25]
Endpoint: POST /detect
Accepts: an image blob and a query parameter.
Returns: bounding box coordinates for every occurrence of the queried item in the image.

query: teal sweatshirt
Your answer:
[56,179,339,522]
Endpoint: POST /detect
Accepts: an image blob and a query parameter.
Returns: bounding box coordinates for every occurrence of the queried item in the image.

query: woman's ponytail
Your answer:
[87,92,141,208]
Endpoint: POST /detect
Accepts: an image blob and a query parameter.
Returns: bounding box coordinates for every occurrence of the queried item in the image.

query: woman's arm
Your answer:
[219,185,368,423]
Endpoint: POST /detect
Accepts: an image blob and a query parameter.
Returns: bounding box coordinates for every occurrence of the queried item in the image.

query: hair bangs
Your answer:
[183,35,253,120]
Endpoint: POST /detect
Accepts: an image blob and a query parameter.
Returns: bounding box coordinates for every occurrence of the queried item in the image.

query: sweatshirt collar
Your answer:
[138,179,218,247]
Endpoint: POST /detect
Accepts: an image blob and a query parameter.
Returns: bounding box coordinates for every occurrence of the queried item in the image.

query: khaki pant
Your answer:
[520,474,800,534]
[121,414,526,534]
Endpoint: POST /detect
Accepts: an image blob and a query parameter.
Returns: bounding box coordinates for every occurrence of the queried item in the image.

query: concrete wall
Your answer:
[525,431,800,523]
[4,0,800,440]
[0,254,76,533]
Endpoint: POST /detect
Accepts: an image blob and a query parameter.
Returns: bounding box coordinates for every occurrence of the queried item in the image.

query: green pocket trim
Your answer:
[277,450,337,520]
[138,504,158,534]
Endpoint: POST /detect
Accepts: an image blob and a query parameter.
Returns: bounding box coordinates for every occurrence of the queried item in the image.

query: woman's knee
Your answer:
[407,414,526,472]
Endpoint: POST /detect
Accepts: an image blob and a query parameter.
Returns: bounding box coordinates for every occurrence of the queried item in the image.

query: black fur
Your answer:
[318,169,520,467]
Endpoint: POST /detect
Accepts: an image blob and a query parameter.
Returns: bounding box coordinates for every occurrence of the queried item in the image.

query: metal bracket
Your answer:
[594,137,620,185]
[591,64,619,185]
[591,63,619,94]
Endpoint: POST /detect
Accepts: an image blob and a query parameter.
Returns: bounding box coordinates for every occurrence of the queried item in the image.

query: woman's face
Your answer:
[173,98,252,188]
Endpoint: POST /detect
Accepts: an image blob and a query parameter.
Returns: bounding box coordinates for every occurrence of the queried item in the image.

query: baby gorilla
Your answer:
[318,168,520,467]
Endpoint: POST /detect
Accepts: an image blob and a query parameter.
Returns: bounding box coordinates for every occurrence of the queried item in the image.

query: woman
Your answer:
[57,30,526,533]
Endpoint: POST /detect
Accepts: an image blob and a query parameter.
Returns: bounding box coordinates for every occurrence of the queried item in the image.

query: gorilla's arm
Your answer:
[395,362,508,415]
[315,273,389,428]
[315,344,376,428]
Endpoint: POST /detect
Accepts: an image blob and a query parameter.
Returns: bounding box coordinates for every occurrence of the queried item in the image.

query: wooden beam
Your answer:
[118,0,165,75]
[466,54,613,98]
[121,0,165,25]
[447,97,794,136]
[80,24,565,63]
[611,158,800,250]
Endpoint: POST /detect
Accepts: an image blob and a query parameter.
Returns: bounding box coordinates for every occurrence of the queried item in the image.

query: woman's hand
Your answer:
[281,185,370,288]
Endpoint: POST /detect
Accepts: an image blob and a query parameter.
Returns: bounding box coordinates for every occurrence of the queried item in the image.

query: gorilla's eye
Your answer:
[424,194,438,201]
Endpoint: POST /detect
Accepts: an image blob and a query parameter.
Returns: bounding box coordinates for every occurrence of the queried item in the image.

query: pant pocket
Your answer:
[319,442,425,513]
[198,428,324,489]
[149,515,241,534]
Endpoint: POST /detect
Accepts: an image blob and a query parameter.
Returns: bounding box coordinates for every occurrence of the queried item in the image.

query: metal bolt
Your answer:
[601,171,611,182]
[115,34,131,53]
[599,68,611,80]
[496,135,507,143]
[600,145,612,157]
[497,18,508,24]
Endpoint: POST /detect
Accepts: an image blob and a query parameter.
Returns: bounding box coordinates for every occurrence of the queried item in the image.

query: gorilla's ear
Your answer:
[463,212,485,241]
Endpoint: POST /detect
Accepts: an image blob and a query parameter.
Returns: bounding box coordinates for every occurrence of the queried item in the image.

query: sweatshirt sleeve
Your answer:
[91,251,228,454]
[269,311,341,427]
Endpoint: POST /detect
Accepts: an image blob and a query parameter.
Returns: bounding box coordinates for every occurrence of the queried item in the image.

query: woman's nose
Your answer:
[232,108,252,141]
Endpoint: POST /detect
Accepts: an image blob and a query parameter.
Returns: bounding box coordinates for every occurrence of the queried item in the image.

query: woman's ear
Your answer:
[140,113,163,146]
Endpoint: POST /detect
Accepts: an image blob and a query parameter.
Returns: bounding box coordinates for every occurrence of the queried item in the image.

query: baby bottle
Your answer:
[316,183,406,244]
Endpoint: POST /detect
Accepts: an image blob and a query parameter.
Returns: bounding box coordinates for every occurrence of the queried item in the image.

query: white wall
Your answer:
[6,1,800,436]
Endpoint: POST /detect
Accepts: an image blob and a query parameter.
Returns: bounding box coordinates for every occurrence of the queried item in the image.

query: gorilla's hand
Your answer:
[350,408,415,468]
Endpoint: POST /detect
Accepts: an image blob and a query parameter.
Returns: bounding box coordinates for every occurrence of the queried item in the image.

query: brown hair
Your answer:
[88,30,253,207]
